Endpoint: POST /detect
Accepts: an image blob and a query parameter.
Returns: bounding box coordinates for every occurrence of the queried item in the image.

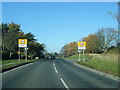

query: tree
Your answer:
[83,34,100,53]
[54,52,59,58]
[0,24,2,54]
[60,42,78,57]
[1,22,45,60]
[2,22,21,59]
[44,52,51,59]
[28,42,45,59]
[96,28,118,52]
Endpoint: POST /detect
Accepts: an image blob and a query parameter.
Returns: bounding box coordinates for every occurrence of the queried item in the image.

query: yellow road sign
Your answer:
[78,42,86,47]
[18,39,27,44]
[18,39,27,47]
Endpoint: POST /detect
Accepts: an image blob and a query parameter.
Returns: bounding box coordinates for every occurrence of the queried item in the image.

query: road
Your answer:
[2,59,119,88]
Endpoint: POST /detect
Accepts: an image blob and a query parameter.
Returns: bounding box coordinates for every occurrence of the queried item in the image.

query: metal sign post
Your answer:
[18,39,27,61]
[18,47,20,61]
[25,47,27,61]
[78,41,86,62]
[78,49,81,61]
[83,50,85,61]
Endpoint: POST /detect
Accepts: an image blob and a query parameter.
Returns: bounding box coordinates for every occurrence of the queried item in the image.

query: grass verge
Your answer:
[65,54,93,60]
[1,59,40,72]
[76,55,119,77]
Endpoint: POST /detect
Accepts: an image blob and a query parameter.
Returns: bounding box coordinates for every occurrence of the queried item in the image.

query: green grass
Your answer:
[65,47,119,77]
[104,47,119,55]
[77,57,118,77]
[65,55,93,60]
[2,59,27,65]
[76,49,119,77]
[2,59,37,65]
[1,59,39,70]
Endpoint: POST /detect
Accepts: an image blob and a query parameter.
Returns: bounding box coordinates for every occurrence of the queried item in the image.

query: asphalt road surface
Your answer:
[2,59,119,89]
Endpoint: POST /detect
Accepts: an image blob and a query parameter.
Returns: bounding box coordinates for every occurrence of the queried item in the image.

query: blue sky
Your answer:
[2,2,118,53]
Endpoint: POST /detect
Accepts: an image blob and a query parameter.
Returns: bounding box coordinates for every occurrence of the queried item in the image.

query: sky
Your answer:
[2,2,118,53]
[1,0,120,2]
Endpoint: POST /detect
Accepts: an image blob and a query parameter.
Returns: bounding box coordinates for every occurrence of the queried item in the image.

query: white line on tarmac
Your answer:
[52,62,70,90]
[53,63,55,66]
[54,66,58,73]
[60,78,70,90]
[1,62,34,75]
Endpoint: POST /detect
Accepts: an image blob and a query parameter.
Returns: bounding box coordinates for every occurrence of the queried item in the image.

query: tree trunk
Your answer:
[9,52,12,59]
[31,56,33,59]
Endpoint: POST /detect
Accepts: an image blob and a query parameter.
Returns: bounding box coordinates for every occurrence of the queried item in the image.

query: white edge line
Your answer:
[60,78,70,90]
[1,62,34,75]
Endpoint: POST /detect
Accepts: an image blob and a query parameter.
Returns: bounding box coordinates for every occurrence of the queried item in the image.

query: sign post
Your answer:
[18,39,27,61]
[78,49,81,61]
[83,50,85,61]
[25,47,28,61]
[18,47,20,61]
[78,41,86,61]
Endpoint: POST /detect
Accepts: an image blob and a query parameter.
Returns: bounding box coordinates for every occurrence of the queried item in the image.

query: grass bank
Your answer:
[65,47,119,77]
[77,55,119,77]
[65,54,93,60]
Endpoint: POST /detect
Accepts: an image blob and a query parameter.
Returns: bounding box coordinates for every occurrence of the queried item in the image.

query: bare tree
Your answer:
[96,28,118,52]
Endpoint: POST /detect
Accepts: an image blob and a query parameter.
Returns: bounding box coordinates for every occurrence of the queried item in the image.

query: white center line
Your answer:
[54,66,58,73]
[52,62,70,90]
[60,78,70,90]
[53,63,55,66]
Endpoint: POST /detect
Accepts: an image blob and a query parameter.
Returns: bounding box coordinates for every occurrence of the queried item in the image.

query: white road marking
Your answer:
[1,62,34,75]
[60,78,70,90]
[53,63,55,66]
[54,66,58,73]
[52,62,69,90]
